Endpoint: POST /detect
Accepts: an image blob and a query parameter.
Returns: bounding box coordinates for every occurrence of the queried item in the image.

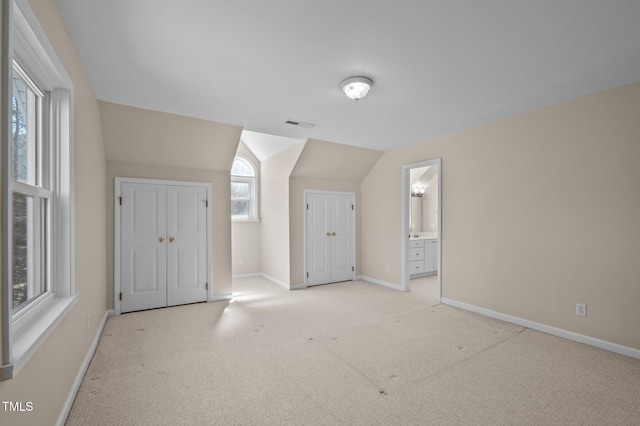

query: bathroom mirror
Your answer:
[409,165,438,234]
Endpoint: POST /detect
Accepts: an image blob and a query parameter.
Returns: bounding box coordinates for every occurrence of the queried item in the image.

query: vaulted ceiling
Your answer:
[57,0,640,151]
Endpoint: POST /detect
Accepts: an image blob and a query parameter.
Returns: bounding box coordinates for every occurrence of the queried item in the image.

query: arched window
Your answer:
[231,156,258,220]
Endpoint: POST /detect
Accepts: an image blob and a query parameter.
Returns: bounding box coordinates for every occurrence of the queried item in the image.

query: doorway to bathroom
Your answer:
[401,159,442,298]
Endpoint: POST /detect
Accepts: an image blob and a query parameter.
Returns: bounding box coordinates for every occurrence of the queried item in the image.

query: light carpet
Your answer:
[66,277,640,425]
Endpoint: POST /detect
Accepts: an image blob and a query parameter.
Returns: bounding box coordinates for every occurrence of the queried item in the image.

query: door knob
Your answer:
[326,232,331,236]
[169,237,175,242]
[159,237,165,243]
[332,232,336,236]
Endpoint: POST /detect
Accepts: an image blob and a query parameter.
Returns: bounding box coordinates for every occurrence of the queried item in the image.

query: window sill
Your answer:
[3,294,78,380]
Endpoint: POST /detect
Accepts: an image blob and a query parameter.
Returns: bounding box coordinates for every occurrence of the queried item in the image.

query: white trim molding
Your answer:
[260,273,290,290]
[359,276,403,292]
[233,273,307,290]
[441,297,640,360]
[232,273,261,280]
[57,309,114,426]
[209,294,233,303]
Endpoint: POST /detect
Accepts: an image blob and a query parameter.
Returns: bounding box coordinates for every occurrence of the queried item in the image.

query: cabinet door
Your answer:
[409,239,425,248]
[433,240,438,273]
[410,247,425,261]
[410,260,425,275]
[424,240,436,273]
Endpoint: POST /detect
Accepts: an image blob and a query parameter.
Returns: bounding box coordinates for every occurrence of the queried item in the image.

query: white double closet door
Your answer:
[120,181,208,313]
[306,191,355,286]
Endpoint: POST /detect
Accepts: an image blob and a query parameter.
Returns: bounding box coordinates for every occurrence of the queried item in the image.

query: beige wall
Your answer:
[0,0,108,424]
[288,138,382,285]
[361,80,640,350]
[260,143,305,285]
[99,101,240,171]
[100,102,242,304]
[231,221,262,276]
[231,141,262,276]
[1,1,4,382]
[290,138,383,180]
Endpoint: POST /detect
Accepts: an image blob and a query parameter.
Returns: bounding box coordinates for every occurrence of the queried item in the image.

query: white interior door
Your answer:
[306,193,332,285]
[120,181,208,313]
[121,183,168,313]
[331,194,355,283]
[166,185,208,306]
[306,191,355,286]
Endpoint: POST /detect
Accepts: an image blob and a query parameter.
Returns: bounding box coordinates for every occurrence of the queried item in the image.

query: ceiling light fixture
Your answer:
[341,76,373,102]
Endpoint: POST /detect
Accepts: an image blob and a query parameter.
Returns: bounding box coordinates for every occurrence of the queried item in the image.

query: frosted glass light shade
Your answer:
[341,76,373,101]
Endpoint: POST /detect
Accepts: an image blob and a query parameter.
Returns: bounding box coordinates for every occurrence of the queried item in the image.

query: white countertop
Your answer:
[409,232,438,240]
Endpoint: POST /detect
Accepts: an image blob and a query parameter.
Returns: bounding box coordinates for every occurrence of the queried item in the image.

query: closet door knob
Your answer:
[327,232,331,236]
[332,232,336,236]
[159,237,165,243]
[169,237,175,242]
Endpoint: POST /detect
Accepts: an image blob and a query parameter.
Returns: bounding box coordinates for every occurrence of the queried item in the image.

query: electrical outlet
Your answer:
[576,303,587,316]
[386,264,391,272]
[239,258,244,266]
[86,315,91,330]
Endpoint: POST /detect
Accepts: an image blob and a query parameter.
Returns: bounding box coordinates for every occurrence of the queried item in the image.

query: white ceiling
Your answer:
[56,1,640,152]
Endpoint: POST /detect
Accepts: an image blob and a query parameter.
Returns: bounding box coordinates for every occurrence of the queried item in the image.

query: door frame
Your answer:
[114,177,212,315]
[401,159,442,296]
[303,189,356,287]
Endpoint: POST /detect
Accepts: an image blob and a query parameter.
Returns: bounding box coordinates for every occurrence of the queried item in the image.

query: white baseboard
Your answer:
[260,273,290,290]
[57,309,114,426]
[232,273,261,280]
[441,297,640,360]
[234,272,304,290]
[209,293,233,302]
[359,275,404,291]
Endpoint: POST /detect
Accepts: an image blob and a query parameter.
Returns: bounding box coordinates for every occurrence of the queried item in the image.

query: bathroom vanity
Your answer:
[409,235,438,278]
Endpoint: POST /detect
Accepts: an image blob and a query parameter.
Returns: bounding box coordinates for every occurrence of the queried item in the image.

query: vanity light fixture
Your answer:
[411,186,426,197]
[341,76,373,101]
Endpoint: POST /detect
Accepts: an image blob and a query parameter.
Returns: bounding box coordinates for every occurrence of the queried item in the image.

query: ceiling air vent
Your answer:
[285,120,315,129]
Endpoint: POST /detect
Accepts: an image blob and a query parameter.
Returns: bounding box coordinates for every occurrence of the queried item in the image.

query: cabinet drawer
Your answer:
[410,247,425,261]
[409,239,425,248]
[410,261,425,274]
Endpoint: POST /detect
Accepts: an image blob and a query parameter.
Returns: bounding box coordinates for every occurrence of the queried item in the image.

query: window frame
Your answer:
[11,60,51,314]
[231,156,259,222]
[2,0,76,380]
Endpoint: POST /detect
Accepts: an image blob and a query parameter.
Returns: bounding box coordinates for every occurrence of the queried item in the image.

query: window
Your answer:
[2,0,75,380]
[11,63,49,312]
[231,156,258,221]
